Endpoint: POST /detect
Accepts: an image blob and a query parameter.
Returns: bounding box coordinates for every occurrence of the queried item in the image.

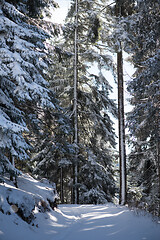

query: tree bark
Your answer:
[60,167,64,203]
[117,48,127,205]
[116,0,127,206]
[156,97,160,215]
[73,0,78,204]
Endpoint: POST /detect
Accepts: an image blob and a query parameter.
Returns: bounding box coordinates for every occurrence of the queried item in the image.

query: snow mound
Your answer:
[0,173,58,224]
[0,176,160,240]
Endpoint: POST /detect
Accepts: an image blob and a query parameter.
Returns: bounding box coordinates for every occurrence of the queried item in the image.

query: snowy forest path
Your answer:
[52,204,160,240]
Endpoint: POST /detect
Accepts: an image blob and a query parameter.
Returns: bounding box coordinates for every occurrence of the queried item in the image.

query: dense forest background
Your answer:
[0,0,160,217]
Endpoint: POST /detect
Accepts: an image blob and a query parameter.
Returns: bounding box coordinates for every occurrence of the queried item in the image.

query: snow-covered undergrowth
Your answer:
[0,173,57,225]
[0,173,160,240]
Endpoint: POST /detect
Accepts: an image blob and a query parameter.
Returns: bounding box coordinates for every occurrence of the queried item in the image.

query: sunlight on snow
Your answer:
[47,212,58,222]
[55,208,80,220]
[81,210,127,221]
[81,224,114,232]
[36,185,52,191]
[0,195,4,203]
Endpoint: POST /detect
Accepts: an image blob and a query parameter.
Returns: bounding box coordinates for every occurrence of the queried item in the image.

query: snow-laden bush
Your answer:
[80,187,108,205]
[0,173,58,224]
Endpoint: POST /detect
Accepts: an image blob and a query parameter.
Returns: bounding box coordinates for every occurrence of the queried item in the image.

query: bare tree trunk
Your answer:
[73,0,78,204]
[116,0,127,206]
[60,167,64,203]
[157,137,160,216]
[12,156,15,167]
[117,48,127,205]
[156,98,160,215]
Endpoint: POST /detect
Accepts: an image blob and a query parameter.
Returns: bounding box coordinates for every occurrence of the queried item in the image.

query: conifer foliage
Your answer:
[50,0,117,204]
[1,0,159,215]
[0,0,58,178]
[125,0,160,216]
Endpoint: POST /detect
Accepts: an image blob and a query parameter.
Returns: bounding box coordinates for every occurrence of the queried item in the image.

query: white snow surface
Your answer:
[0,174,160,240]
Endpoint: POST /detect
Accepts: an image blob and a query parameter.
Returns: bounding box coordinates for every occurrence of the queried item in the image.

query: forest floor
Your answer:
[0,174,160,240]
[1,203,160,240]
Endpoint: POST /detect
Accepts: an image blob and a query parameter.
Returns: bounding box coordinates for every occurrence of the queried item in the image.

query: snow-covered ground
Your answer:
[0,174,160,240]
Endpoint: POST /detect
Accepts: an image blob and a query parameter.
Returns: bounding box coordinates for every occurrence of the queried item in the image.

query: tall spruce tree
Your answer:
[50,0,117,204]
[124,0,160,216]
[0,0,60,180]
[100,0,136,205]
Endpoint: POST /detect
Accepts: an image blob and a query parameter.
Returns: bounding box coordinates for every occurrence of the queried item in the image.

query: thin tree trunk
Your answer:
[12,156,15,167]
[116,0,127,206]
[117,49,127,205]
[157,138,160,216]
[156,98,160,215]
[60,167,64,203]
[73,0,78,204]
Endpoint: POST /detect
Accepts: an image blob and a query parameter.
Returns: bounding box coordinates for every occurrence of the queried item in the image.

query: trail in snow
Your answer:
[1,174,159,240]
[53,204,160,240]
[1,203,160,240]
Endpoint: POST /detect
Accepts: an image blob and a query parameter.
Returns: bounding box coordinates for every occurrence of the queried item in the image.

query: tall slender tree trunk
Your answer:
[157,136,160,216]
[117,49,127,205]
[115,0,127,205]
[73,0,78,204]
[156,97,160,215]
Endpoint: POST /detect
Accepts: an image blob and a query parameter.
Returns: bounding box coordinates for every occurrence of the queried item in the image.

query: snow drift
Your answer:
[0,173,57,224]
[0,173,160,240]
